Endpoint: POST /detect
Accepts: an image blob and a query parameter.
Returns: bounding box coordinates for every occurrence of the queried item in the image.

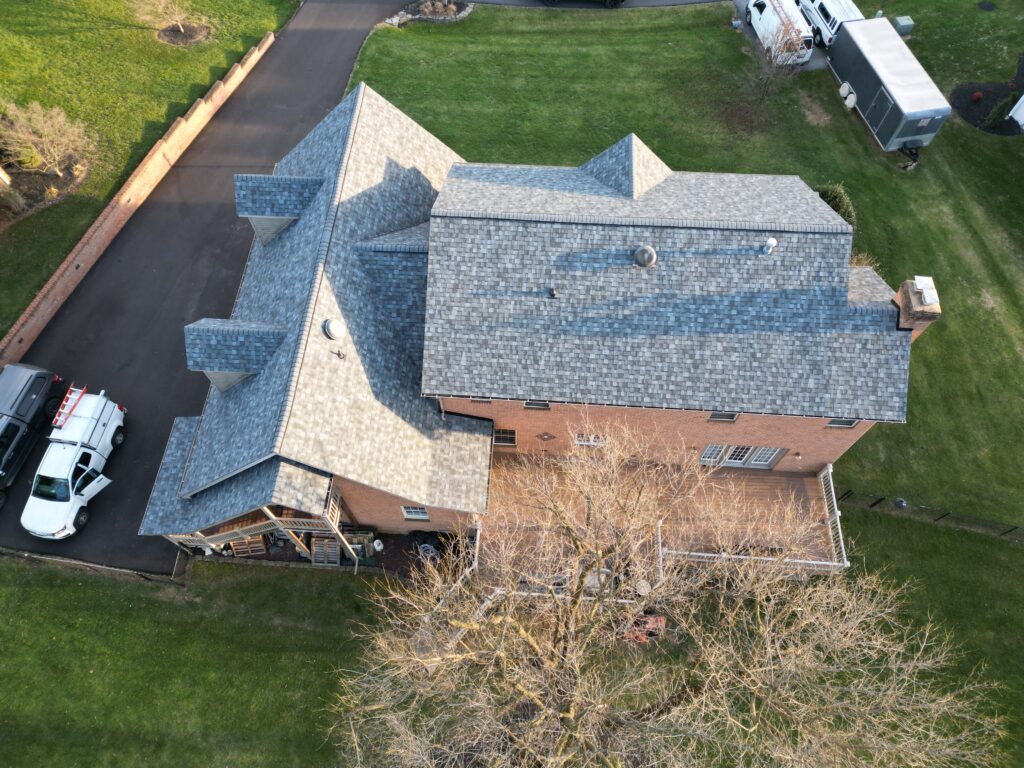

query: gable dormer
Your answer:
[580,134,672,199]
[234,174,323,244]
[184,319,286,392]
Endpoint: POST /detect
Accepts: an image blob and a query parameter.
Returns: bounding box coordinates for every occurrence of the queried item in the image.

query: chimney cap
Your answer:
[913,275,939,306]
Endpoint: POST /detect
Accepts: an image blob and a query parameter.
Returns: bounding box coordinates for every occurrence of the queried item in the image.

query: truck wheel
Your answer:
[745,8,751,23]
[813,28,822,46]
[74,510,89,530]
[603,0,622,7]
[44,397,62,419]
[112,427,125,448]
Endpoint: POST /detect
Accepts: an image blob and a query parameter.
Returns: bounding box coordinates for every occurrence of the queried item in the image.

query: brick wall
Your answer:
[335,476,474,534]
[441,398,875,474]
[0,31,276,364]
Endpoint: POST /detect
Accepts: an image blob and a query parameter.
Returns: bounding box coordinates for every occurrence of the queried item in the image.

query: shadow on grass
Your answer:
[12,6,153,36]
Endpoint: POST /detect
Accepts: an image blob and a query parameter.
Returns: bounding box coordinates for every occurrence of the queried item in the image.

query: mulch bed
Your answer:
[949,53,1024,137]
[402,1,470,20]
[0,160,88,234]
[157,23,211,46]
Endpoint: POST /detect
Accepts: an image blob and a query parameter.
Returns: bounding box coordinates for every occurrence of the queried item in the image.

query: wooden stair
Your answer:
[230,535,267,558]
[310,535,341,566]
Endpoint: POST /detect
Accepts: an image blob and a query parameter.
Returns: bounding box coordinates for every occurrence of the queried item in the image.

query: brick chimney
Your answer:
[894,276,941,341]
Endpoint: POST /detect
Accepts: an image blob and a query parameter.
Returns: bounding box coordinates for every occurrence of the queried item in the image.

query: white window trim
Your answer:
[493,429,517,446]
[574,433,604,447]
[402,506,429,521]
[700,444,727,465]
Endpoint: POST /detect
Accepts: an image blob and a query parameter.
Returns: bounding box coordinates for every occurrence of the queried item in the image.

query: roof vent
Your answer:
[763,237,778,255]
[634,244,657,268]
[322,319,345,340]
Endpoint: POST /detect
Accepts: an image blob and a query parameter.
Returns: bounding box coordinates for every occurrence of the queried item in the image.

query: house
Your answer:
[140,83,940,569]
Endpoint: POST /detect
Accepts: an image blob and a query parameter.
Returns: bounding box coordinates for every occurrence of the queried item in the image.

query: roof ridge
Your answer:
[580,134,672,199]
[272,83,369,458]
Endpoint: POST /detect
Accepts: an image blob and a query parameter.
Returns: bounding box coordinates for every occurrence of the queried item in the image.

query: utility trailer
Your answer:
[827,17,950,155]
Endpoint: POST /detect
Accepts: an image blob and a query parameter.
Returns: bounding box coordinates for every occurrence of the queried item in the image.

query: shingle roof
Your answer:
[234,174,323,218]
[422,146,910,422]
[140,85,491,536]
[184,319,286,374]
[579,134,672,199]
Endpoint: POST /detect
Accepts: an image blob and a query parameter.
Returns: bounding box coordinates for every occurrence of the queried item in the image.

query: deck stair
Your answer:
[310,535,341,566]
[230,535,268,558]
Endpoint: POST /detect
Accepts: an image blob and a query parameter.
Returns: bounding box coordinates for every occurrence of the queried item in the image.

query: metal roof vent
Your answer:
[322,319,344,340]
[633,244,657,268]
[763,237,778,255]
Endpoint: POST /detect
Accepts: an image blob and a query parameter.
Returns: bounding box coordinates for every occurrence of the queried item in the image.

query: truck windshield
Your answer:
[32,475,70,502]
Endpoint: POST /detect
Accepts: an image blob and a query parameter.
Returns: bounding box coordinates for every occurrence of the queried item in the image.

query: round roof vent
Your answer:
[322,319,344,340]
[633,244,657,268]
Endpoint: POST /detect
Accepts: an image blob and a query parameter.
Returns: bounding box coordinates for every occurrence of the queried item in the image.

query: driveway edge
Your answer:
[0,31,277,366]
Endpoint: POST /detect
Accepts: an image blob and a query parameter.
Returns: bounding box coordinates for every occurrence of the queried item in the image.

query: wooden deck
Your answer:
[488,456,839,567]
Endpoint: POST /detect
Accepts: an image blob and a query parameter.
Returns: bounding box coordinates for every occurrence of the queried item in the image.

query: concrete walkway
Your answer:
[0,0,402,574]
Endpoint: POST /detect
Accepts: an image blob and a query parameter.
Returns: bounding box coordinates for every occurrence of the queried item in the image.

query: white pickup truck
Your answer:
[20,388,125,540]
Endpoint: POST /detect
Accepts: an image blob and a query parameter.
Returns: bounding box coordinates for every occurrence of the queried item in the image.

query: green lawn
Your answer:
[0,0,296,332]
[349,1,1024,525]
[843,511,1024,764]
[0,558,376,766]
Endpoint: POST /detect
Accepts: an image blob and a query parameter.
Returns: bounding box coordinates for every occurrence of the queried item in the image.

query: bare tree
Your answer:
[333,426,1003,768]
[0,101,93,178]
[134,0,193,34]
[746,26,802,105]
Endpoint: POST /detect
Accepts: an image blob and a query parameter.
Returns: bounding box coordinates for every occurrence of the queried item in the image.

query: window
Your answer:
[524,401,550,410]
[725,445,753,465]
[827,418,859,429]
[753,0,766,13]
[74,468,100,495]
[709,411,738,423]
[575,434,604,447]
[749,447,780,467]
[32,475,70,503]
[0,423,18,456]
[699,444,727,465]
[493,429,517,446]
[818,3,833,23]
[402,506,429,521]
[919,117,933,127]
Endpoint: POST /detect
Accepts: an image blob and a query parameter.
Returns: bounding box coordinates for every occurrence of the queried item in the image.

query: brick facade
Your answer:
[335,476,475,535]
[441,397,874,474]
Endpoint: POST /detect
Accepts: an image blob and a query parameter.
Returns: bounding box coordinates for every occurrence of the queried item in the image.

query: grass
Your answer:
[843,511,1024,764]
[0,558,377,767]
[349,1,1024,525]
[0,0,296,332]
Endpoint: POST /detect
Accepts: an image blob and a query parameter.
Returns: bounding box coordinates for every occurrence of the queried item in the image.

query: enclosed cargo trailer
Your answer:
[827,18,950,153]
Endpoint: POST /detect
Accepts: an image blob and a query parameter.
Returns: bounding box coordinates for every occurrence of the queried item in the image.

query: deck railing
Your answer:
[818,464,849,569]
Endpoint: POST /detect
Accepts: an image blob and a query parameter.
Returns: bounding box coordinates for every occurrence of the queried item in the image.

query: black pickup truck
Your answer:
[0,364,65,508]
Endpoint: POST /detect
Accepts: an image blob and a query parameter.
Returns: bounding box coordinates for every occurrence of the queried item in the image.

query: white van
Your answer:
[746,0,814,65]
[799,0,864,47]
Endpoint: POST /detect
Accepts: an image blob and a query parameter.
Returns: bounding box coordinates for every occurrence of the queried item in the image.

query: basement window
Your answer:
[469,398,492,404]
[575,433,605,447]
[709,411,739,423]
[699,444,727,465]
[827,418,859,428]
[493,429,517,446]
[402,506,429,521]
[524,401,551,410]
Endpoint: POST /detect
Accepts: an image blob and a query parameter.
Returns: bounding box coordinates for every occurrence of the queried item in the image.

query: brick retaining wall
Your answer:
[0,31,276,365]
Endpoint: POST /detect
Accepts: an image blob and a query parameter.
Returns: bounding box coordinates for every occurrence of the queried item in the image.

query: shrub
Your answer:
[815,182,857,229]
[44,185,59,200]
[0,183,26,214]
[0,101,94,177]
[850,251,880,270]
[985,92,1018,128]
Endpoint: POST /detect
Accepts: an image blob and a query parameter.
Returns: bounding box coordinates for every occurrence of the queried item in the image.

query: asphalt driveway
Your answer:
[0,0,402,574]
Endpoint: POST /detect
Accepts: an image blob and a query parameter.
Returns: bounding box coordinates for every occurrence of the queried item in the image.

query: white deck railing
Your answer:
[818,463,849,569]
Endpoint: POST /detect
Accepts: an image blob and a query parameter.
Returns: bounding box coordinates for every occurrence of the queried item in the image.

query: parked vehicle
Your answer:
[746,0,814,66]
[0,364,65,508]
[798,0,864,47]
[827,18,951,154]
[543,0,623,7]
[20,388,125,539]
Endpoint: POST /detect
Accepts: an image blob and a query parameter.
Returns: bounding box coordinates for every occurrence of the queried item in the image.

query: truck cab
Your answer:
[747,0,814,65]
[20,388,125,540]
[0,364,65,507]
[798,0,864,47]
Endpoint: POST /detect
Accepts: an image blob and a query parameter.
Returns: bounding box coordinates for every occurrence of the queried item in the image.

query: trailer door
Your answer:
[865,88,894,132]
